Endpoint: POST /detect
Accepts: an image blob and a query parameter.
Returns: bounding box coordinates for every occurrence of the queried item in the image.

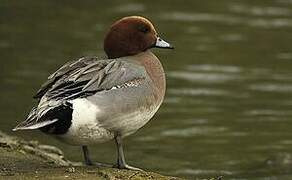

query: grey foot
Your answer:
[85,160,112,168]
[114,163,143,171]
[92,162,113,168]
[82,145,112,168]
[114,135,143,171]
[84,158,93,166]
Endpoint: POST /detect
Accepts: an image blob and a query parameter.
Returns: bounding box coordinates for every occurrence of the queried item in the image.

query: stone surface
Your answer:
[0,131,183,180]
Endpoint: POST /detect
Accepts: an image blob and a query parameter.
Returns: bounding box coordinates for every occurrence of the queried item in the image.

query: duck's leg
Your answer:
[81,145,111,167]
[114,135,143,171]
[82,145,93,165]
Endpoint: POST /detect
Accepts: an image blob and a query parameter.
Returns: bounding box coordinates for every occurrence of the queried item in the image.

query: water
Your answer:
[2,0,292,179]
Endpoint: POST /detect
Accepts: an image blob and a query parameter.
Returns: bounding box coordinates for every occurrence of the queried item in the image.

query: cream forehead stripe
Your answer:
[118,16,156,32]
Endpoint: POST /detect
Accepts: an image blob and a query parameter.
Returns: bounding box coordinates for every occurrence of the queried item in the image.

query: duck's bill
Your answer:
[154,37,174,49]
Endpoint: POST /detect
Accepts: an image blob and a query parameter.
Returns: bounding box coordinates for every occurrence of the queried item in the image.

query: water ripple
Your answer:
[247,18,292,28]
[249,83,292,92]
[160,12,241,24]
[168,88,229,96]
[161,126,228,137]
[169,71,240,83]
[187,64,242,73]
[244,109,292,116]
[114,3,145,12]
[229,4,292,16]
[219,34,244,42]
[276,52,292,60]
[161,11,292,28]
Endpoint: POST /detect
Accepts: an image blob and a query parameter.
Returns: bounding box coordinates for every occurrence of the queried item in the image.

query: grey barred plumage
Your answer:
[14,56,148,132]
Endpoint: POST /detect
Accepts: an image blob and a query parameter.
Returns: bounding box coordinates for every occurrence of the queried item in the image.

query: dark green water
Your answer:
[2,0,292,179]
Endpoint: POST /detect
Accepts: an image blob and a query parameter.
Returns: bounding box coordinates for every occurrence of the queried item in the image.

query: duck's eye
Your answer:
[138,25,150,33]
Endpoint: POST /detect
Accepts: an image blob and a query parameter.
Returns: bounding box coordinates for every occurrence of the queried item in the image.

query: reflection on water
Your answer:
[2,0,292,179]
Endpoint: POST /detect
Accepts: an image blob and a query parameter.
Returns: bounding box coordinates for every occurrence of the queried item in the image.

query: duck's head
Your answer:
[104,16,173,59]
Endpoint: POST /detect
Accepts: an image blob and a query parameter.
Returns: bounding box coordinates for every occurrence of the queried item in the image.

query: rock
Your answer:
[0,131,183,179]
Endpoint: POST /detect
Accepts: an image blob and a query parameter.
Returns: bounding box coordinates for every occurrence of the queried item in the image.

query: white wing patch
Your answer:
[63,98,114,145]
[70,98,100,127]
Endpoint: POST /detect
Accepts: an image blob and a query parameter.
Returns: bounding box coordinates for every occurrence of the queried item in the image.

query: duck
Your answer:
[13,16,173,170]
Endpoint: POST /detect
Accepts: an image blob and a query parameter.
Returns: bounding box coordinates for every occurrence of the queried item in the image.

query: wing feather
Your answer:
[14,56,147,131]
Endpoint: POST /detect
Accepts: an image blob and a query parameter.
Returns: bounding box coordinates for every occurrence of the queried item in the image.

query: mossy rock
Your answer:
[0,131,182,179]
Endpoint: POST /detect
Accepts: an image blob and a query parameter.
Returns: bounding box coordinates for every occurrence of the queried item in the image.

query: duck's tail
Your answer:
[12,106,58,131]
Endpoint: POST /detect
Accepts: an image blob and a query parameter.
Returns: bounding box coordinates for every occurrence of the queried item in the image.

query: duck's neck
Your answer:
[133,51,166,103]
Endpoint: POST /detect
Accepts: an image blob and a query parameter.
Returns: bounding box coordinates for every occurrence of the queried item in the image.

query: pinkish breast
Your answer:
[134,51,166,104]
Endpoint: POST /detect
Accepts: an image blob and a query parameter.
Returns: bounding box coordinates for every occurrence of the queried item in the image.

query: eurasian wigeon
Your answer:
[13,16,173,170]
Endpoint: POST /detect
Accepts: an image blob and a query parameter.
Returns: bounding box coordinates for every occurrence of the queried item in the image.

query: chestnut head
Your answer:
[104,16,173,59]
